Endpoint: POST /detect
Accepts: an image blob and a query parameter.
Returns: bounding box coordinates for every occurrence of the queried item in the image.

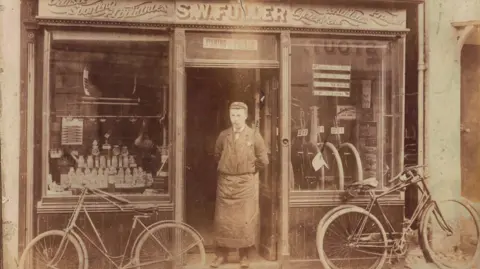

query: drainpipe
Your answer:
[418,2,427,174]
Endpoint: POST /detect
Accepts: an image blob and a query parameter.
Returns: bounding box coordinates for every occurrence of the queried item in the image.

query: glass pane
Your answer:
[290,37,401,191]
[47,38,170,196]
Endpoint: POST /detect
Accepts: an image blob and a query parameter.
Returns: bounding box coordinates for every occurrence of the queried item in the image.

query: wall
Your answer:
[1,0,21,268]
[425,0,480,199]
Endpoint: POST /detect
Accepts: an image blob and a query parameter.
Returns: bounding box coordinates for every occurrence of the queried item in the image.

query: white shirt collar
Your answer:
[233,125,246,133]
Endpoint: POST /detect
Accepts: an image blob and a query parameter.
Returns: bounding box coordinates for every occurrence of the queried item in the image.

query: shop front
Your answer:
[18,0,422,268]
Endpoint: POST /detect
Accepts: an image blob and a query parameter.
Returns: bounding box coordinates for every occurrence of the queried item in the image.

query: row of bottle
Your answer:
[61,166,154,189]
[75,154,137,169]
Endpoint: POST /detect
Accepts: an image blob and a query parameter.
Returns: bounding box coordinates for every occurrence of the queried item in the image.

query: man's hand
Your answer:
[255,159,265,170]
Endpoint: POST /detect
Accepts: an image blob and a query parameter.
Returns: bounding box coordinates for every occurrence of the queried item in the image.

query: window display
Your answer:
[290,37,403,192]
[46,35,170,197]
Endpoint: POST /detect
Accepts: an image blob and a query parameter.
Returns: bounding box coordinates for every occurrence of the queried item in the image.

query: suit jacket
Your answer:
[214,126,269,175]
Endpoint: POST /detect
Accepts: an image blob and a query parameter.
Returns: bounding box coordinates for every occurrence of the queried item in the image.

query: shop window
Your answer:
[45,31,170,197]
[290,37,403,192]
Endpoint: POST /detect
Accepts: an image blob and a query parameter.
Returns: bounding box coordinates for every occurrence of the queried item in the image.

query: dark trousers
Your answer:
[216,246,255,258]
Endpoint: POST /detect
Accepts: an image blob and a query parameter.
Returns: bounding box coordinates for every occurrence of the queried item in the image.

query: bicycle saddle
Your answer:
[349,177,379,189]
[133,205,160,213]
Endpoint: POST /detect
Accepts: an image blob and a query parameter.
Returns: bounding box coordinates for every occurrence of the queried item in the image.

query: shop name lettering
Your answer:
[176,4,287,23]
[292,7,403,27]
[314,41,378,57]
[47,0,168,19]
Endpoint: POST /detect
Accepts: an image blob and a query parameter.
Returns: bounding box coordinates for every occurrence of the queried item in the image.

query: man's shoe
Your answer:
[210,256,226,268]
[240,256,249,268]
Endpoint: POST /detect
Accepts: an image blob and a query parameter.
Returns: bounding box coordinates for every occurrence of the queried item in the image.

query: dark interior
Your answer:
[185,68,258,248]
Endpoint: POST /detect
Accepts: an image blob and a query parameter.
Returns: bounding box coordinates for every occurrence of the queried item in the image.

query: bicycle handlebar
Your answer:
[85,186,131,204]
[387,165,427,184]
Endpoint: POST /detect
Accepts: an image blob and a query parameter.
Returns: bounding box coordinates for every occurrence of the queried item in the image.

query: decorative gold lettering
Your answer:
[176,4,190,20]
[175,3,287,24]
[47,0,168,20]
[196,4,211,20]
[369,10,404,27]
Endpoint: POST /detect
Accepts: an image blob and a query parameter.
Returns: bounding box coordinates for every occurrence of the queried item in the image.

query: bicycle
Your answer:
[18,186,206,269]
[316,165,480,269]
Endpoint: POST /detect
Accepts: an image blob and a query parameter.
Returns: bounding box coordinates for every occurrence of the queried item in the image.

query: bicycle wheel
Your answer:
[134,222,206,269]
[419,198,480,269]
[18,230,85,269]
[317,206,388,269]
[317,205,356,268]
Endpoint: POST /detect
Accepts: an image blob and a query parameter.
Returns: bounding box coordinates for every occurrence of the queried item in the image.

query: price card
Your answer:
[297,128,309,137]
[331,127,345,135]
[317,126,325,133]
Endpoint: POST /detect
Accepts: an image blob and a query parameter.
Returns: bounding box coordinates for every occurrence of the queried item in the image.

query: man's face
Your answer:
[229,108,247,129]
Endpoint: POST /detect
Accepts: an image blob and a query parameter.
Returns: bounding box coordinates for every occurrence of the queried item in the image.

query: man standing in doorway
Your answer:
[211,102,269,268]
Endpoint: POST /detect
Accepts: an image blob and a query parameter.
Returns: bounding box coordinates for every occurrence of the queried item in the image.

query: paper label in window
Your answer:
[61,118,84,145]
[203,37,258,51]
[337,105,357,120]
[313,90,350,97]
[318,126,325,133]
[331,127,344,134]
[297,128,309,137]
[362,80,372,108]
[312,152,329,171]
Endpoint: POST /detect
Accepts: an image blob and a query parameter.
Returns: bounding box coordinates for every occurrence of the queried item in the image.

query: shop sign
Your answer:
[313,91,350,97]
[175,2,406,29]
[203,37,258,51]
[40,0,174,21]
[291,6,406,28]
[176,2,289,25]
[337,105,357,120]
[312,64,351,97]
[39,1,407,30]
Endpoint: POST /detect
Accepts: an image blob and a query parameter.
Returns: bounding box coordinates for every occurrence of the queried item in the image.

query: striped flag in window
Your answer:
[312,64,351,97]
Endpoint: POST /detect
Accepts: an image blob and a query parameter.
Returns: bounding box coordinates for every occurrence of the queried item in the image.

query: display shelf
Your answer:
[54,115,166,119]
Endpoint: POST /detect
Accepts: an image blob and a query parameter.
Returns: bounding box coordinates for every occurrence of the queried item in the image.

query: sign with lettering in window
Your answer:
[203,38,258,51]
[312,64,351,97]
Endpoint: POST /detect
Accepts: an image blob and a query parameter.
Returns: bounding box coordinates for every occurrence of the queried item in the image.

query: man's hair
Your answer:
[229,102,248,114]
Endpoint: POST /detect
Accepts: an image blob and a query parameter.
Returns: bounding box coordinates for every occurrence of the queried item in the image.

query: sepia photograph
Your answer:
[1,0,480,269]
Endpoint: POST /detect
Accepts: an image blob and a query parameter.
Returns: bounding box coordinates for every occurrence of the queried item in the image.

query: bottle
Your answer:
[87,155,94,169]
[100,155,106,168]
[125,168,133,185]
[78,155,85,168]
[112,156,118,168]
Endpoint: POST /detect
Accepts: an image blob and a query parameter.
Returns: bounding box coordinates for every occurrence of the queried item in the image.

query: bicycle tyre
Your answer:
[317,206,388,269]
[71,230,89,269]
[18,230,86,269]
[419,198,480,269]
[133,222,206,269]
[316,205,356,268]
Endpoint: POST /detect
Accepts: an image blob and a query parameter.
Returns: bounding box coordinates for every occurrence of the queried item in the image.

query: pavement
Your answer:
[387,202,480,269]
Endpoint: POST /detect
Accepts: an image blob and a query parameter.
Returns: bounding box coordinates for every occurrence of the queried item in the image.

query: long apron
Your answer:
[213,172,259,248]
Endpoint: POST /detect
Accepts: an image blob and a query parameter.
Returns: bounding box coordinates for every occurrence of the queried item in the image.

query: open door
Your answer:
[258,69,280,261]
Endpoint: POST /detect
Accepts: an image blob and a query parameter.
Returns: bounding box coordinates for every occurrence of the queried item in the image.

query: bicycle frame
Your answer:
[349,169,454,250]
[59,187,170,269]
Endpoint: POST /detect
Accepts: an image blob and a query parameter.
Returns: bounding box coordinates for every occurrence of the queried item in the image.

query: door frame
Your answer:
[172,28,290,264]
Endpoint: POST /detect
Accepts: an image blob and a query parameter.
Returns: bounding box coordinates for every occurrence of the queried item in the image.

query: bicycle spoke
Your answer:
[19,231,83,269]
[319,208,387,269]
[135,223,205,269]
[421,199,480,269]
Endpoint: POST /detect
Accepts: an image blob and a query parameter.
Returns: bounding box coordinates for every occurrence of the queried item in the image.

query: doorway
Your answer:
[461,44,480,202]
[185,67,279,263]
